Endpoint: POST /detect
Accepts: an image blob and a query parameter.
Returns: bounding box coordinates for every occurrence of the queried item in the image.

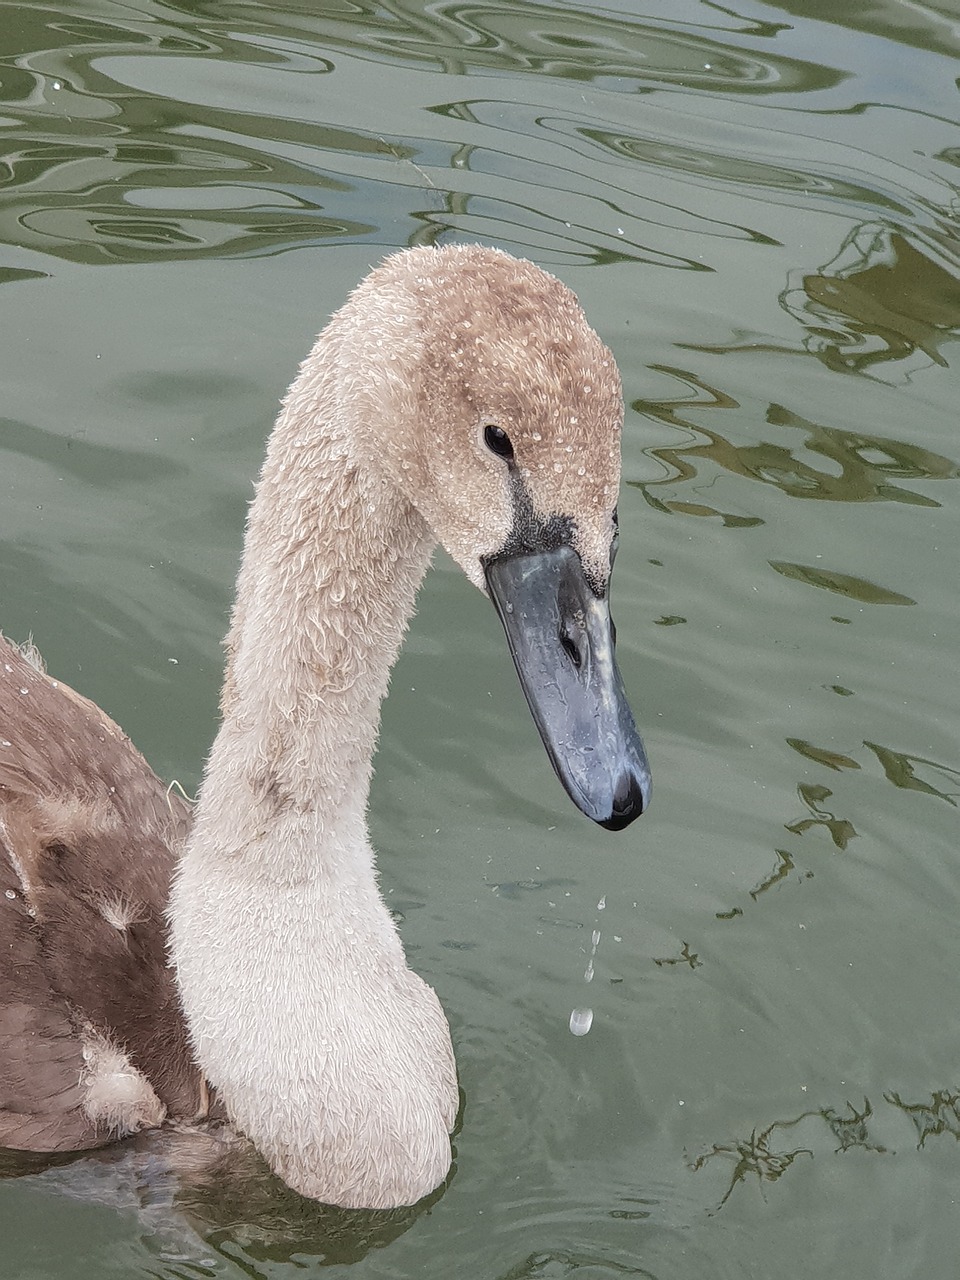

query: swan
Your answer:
[0,244,650,1209]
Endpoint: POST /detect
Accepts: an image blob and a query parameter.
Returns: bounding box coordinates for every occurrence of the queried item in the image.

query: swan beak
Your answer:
[484,545,651,830]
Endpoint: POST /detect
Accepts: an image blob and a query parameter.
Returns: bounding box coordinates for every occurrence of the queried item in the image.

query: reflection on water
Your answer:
[691,1116,813,1212]
[695,1088,960,1211]
[710,724,957,920]
[0,0,837,270]
[885,1090,960,1148]
[496,1247,659,1279]
[634,376,957,518]
[3,1134,444,1270]
[165,0,824,92]
[690,225,960,383]
[9,0,956,275]
[694,1098,887,1211]
[768,560,916,605]
[821,1098,887,1154]
[785,781,858,851]
[0,416,187,486]
[786,739,861,772]
[653,941,702,970]
[780,225,960,381]
[748,848,809,901]
[864,741,959,806]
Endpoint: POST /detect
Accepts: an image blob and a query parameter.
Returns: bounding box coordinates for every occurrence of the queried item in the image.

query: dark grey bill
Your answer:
[484,545,651,830]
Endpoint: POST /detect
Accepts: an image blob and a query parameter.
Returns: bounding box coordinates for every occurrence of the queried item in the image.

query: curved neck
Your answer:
[189,340,434,883]
[169,333,458,1207]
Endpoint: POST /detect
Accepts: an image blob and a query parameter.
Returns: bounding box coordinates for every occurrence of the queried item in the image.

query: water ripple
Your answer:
[5,0,955,270]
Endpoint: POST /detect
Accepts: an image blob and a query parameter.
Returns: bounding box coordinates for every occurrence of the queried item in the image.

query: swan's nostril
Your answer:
[559,629,583,670]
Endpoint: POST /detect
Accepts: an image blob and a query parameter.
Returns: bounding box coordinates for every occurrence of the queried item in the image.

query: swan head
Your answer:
[343,245,651,829]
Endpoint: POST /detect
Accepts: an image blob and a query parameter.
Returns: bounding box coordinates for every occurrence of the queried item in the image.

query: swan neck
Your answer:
[191,351,433,878]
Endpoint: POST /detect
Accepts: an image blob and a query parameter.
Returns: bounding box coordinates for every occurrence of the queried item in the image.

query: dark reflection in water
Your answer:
[693,1097,891,1211]
[779,226,960,379]
[791,741,958,814]
[634,374,957,519]
[0,4,377,265]
[712,732,957,923]
[768,561,916,605]
[0,416,188,486]
[497,1248,659,1279]
[165,0,822,92]
[0,0,848,272]
[653,941,702,969]
[685,224,960,382]
[691,1117,813,1212]
[786,739,861,773]
[785,782,858,851]
[1,1129,450,1271]
[885,1089,960,1147]
[713,729,958,920]
[864,741,959,807]
[695,1085,960,1211]
[749,848,812,901]
[770,0,960,62]
[821,1098,887,1154]
[584,126,893,212]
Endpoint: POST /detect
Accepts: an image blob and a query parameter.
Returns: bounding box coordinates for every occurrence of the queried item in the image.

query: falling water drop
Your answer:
[569,1007,593,1036]
[584,927,601,981]
[569,893,607,1036]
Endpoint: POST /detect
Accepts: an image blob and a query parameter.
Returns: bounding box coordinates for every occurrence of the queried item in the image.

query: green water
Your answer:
[1,0,959,1275]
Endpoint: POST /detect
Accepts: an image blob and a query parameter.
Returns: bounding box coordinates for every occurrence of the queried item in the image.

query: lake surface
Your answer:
[1,0,959,1275]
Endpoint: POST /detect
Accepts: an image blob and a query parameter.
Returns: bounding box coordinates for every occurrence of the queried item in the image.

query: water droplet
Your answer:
[569,1007,593,1036]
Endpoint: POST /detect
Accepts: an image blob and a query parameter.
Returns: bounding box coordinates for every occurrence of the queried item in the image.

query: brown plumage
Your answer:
[0,638,205,1151]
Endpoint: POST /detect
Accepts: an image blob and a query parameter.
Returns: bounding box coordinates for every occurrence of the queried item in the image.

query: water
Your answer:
[1,0,959,1276]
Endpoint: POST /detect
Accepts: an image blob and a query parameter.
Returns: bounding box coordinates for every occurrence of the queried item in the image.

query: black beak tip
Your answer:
[595,768,650,831]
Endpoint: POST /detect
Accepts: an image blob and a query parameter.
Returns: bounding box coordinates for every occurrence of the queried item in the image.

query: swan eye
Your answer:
[483,424,514,461]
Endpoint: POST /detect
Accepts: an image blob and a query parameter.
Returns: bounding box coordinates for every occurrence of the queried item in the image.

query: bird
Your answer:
[0,244,650,1210]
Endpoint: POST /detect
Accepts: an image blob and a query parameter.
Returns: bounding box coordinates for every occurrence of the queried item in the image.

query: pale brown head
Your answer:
[340,244,650,827]
[344,244,622,591]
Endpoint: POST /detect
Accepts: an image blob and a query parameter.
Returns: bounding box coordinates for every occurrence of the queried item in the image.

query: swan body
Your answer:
[0,245,649,1208]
